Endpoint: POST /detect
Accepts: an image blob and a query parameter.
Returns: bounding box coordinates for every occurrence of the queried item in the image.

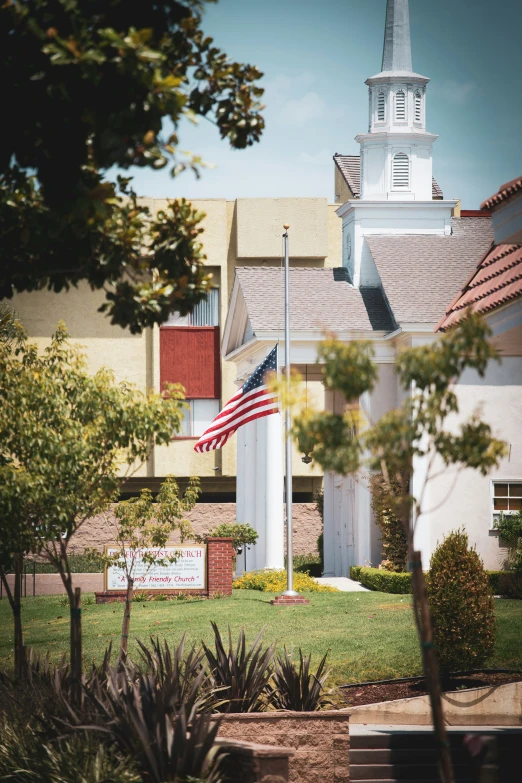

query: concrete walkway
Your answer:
[315,576,369,592]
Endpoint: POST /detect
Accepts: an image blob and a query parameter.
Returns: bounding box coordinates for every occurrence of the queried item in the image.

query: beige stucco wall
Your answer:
[334,165,354,205]
[4,196,340,490]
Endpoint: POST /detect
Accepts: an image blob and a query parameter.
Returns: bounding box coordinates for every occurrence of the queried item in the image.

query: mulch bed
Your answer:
[342,672,522,707]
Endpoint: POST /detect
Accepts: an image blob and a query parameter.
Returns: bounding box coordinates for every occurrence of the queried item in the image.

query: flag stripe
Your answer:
[195,400,278,451]
[194,345,279,453]
[196,387,272,437]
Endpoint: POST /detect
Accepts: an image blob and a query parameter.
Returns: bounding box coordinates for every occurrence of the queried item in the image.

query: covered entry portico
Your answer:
[221,266,395,574]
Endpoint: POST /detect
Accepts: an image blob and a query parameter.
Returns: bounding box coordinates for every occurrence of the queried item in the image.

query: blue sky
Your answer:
[123,0,522,208]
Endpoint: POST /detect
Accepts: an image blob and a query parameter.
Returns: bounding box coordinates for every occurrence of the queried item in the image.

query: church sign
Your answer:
[105,545,206,591]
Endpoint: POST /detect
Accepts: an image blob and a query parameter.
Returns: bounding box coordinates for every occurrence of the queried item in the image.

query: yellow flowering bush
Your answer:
[233,569,337,593]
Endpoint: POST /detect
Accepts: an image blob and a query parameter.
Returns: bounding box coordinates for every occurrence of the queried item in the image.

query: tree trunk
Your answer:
[70,586,82,708]
[120,576,134,661]
[0,559,24,679]
[410,549,455,783]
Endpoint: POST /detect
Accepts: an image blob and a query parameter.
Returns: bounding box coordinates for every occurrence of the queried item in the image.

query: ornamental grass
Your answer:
[233,569,337,593]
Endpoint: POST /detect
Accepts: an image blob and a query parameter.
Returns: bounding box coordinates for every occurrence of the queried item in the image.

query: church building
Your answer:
[223,0,521,573]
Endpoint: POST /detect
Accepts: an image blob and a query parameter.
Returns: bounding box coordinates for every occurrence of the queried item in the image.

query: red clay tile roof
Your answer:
[437,243,522,331]
[481,176,522,211]
[334,154,443,199]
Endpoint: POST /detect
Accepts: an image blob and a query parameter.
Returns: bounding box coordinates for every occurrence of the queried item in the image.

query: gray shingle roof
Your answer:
[334,154,443,199]
[235,268,391,333]
[365,217,494,324]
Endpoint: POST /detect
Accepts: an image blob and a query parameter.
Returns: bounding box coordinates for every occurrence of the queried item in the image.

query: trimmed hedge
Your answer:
[351,566,514,596]
[358,567,412,594]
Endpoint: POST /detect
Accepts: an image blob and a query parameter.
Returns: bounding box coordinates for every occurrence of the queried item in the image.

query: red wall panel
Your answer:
[160,327,220,399]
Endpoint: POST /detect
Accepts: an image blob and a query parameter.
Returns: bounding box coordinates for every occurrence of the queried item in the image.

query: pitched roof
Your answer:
[334,154,361,198]
[481,175,522,211]
[234,267,393,333]
[365,217,494,324]
[437,244,522,331]
[333,154,443,200]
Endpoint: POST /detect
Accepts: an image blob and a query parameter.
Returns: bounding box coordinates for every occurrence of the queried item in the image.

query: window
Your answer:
[395,90,406,121]
[392,152,410,189]
[177,399,220,437]
[377,91,385,121]
[414,90,422,122]
[165,288,219,327]
[492,481,522,524]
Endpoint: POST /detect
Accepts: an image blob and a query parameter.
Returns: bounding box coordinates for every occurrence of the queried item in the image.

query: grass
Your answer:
[0,591,521,684]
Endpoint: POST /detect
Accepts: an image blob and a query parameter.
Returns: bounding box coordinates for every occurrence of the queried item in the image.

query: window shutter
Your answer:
[395,90,406,121]
[377,91,385,121]
[414,91,422,122]
[392,152,410,189]
[160,327,220,398]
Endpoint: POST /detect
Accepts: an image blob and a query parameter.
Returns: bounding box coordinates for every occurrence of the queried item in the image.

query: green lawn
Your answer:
[1,590,521,684]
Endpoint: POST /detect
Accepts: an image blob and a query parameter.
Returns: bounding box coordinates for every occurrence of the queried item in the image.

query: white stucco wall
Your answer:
[419,358,522,569]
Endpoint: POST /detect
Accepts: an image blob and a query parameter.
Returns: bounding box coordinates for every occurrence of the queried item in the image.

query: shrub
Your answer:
[233,569,337,593]
[294,552,322,578]
[196,522,258,553]
[369,474,408,572]
[426,530,495,674]
[358,567,411,594]
[498,572,522,599]
[493,511,522,572]
[349,565,362,582]
[270,648,332,711]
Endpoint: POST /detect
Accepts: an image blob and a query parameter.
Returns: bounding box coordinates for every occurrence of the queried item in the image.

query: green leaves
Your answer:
[293,315,507,520]
[0,324,187,558]
[0,0,265,332]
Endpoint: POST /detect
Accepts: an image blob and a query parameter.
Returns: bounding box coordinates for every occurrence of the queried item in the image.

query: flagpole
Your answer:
[282,224,298,597]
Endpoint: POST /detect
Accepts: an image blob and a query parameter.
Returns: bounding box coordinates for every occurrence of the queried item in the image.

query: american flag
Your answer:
[194,345,279,453]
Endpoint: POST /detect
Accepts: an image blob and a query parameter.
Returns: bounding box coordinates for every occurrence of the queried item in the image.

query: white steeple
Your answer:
[358,0,435,200]
[336,0,456,288]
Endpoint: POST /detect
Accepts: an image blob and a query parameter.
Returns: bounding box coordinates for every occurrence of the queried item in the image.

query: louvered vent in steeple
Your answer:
[392,152,409,189]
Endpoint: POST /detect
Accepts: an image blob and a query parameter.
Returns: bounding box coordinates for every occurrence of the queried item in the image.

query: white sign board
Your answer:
[105,546,206,591]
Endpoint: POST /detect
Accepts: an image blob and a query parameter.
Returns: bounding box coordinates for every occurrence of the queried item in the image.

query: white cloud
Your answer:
[433,80,477,106]
[280,91,326,127]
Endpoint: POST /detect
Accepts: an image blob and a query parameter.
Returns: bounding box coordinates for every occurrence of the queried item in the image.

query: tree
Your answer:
[426,530,495,676]
[93,476,200,659]
[0,322,185,695]
[196,522,258,554]
[0,0,265,333]
[285,314,506,783]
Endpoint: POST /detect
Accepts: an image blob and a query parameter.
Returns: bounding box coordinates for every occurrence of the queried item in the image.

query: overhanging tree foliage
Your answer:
[285,314,506,783]
[0,0,265,333]
[0,322,186,692]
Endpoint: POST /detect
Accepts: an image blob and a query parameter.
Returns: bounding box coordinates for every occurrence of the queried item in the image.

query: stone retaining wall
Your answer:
[216,711,350,783]
[69,503,322,556]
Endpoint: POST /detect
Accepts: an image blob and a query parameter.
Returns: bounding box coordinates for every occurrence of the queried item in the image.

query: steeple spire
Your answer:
[381,0,413,74]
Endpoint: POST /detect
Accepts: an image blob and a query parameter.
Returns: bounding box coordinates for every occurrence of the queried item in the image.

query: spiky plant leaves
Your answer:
[271,648,332,712]
[203,622,275,713]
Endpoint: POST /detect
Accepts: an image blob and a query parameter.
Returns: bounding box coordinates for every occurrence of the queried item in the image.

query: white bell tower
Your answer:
[358,0,435,201]
[337,0,456,288]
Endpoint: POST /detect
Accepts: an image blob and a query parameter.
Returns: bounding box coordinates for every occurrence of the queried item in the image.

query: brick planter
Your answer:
[216,710,350,783]
[95,537,234,604]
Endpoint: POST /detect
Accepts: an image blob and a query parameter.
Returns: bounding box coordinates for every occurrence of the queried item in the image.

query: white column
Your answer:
[254,417,267,571]
[243,419,258,572]
[322,471,336,576]
[264,411,284,569]
[235,424,247,576]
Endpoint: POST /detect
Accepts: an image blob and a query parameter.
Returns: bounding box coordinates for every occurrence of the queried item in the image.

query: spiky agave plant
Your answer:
[78,660,223,783]
[271,648,332,711]
[203,622,275,713]
[135,634,218,712]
